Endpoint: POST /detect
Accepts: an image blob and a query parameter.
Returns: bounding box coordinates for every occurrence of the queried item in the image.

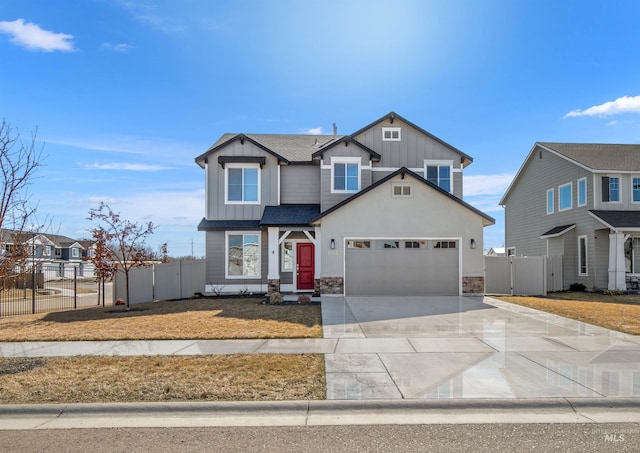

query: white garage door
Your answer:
[345,239,459,296]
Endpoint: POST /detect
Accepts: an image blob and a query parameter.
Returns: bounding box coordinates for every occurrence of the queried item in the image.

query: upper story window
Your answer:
[226,164,260,204]
[382,127,401,141]
[578,177,587,207]
[602,176,620,202]
[332,158,360,193]
[72,248,79,258]
[546,188,554,214]
[425,161,452,192]
[633,177,640,203]
[559,182,572,211]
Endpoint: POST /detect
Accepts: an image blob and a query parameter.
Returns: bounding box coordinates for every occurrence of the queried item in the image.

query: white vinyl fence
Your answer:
[485,255,563,296]
[113,259,206,305]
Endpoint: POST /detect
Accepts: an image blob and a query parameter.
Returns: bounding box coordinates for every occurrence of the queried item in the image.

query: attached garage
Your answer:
[345,239,460,296]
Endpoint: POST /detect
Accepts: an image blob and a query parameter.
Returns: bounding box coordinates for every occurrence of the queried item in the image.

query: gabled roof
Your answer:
[260,204,320,226]
[195,133,342,167]
[501,142,640,205]
[349,111,474,167]
[311,167,495,226]
[311,136,381,161]
[589,210,640,231]
[540,224,575,239]
[197,219,261,231]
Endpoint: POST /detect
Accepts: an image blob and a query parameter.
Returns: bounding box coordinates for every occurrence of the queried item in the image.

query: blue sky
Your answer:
[1,0,640,257]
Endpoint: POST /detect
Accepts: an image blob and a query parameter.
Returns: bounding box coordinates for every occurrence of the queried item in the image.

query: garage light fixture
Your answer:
[470,238,477,249]
[330,239,336,250]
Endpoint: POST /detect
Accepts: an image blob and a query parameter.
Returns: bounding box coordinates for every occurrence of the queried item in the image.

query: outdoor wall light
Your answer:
[330,239,336,250]
[470,238,477,249]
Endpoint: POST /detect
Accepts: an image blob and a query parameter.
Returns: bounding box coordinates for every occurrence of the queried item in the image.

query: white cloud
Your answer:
[82,162,172,171]
[564,95,640,118]
[101,42,134,53]
[607,120,618,126]
[463,173,514,196]
[0,19,76,52]
[299,127,323,135]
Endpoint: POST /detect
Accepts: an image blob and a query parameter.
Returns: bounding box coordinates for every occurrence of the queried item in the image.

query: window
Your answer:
[602,176,620,202]
[375,240,399,249]
[382,127,401,141]
[425,163,452,192]
[405,241,427,249]
[282,242,293,271]
[226,233,260,278]
[332,158,359,192]
[546,188,554,214]
[72,248,79,258]
[434,241,456,249]
[559,182,572,211]
[392,183,412,197]
[578,235,588,276]
[625,237,640,273]
[44,245,52,256]
[577,177,587,207]
[633,177,640,203]
[347,240,371,249]
[226,165,260,204]
[507,247,516,256]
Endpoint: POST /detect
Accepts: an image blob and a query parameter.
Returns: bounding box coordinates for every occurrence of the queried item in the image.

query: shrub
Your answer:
[569,283,586,292]
[270,292,283,304]
[603,289,625,296]
[297,294,311,305]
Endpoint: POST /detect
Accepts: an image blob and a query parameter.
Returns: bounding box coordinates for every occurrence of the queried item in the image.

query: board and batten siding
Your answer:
[280,165,320,204]
[205,140,279,221]
[320,146,373,212]
[205,230,268,285]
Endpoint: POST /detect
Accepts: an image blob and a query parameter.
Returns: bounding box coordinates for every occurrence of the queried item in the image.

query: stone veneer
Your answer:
[462,276,485,295]
[267,279,280,295]
[317,277,344,295]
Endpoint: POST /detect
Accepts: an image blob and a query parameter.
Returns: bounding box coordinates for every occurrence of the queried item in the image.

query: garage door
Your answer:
[345,239,459,296]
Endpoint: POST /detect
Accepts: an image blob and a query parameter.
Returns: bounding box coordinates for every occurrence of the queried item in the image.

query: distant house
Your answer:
[500,142,640,291]
[195,112,494,296]
[486,247,506,256]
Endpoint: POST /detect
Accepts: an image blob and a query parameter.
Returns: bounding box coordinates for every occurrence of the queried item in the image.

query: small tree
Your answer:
[88,202,156,310]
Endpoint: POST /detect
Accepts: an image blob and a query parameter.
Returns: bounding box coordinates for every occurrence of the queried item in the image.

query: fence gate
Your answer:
[485,255,563,296]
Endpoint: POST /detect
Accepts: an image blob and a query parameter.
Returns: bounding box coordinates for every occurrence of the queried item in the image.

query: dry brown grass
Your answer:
[0,354,325,403]
[492,292,640,335]
[0,298,322,341]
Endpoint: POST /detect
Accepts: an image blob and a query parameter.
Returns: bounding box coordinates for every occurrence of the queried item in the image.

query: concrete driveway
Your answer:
[321,296,640,400]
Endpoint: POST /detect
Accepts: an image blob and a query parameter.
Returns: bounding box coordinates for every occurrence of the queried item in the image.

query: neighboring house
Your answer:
[196,112,495,296]
[486,247,506,256]
[500,142,640,291]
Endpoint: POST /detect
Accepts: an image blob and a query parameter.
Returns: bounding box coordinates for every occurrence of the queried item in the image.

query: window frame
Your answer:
[632,177,640,204]
[71,247,79,258]
[331,157,360,194]
[281,241,293,272]
[225,231,261,279]
[391,183,413,197]
[558,182,573,212]
[546,188,554,215]
[424,160,453,193]
[381,127,401,141]
[602,176,621,203]
[224,163,261,205]
[578,235,588,276]
[577,177,587,207]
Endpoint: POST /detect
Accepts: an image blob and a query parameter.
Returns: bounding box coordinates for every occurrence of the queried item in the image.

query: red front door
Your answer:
[296,243,315,290]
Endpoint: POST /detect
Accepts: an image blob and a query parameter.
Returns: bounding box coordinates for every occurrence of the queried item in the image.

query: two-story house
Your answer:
[500,142,640,291]
[196,112,495,297]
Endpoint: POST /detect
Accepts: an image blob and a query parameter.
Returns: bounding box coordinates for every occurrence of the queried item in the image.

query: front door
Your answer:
[296,243,315,290]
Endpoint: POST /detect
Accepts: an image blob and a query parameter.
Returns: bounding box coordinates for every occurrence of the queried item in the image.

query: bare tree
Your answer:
[88,202,156,310]
[0,120,44,280]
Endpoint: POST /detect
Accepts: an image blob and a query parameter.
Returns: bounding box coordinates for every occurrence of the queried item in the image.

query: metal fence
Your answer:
[0,264,83,318]
[485,255,564,296]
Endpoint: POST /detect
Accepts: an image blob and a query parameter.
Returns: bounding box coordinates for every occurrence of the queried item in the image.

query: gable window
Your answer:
[392,183,412,197]
[226,164,260,204]
[602,176,620,202]
[559,182,572,211]
[578,177,587,207]
[382,127,401,141]
[425,162,452,192]
[578,235,588,276]
[226,233,260,278]
[633,177,640,203]
[332,158,360,193]
[546,189,554,214]
[44,245,52,257]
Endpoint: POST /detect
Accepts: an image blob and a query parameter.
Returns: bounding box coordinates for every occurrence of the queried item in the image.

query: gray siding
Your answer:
[205,230,268,286]
[205,140,279,221]
[320,147,373,212]
[594,172,640,210]
[280,165,320,204]
[594,229,609,289]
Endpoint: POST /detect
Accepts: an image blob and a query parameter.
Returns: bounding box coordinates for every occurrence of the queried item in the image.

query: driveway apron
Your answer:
[321,296,640,400]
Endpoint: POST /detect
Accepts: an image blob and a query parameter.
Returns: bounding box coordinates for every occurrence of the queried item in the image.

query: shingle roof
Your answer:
[539,143,640,171]
[540,224,575,238]
[589,210,640,229]
[260,204,320,226]
[197,219,261,231]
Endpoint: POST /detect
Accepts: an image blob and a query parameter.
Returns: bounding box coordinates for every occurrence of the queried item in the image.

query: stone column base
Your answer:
[462,276,485,295]
[318,277,344,295]
[267,279,280,295]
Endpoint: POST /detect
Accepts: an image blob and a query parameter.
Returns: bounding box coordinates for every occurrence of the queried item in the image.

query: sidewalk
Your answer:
[1,398,640,430]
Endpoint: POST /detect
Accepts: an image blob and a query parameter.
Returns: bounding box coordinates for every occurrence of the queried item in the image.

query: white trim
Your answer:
[371,167,424,173]
[603,174,622,204]
[205,284,266,294]
[391,182,413,197]
[224,231,262,279]
[382,127,401,141]
[577,177,587,207]
[578,235,588,276]
[224,163,261,205]
[558,182,573,212]
[330,157,361,194]
[424,160,454,193]
[277,165,281,205]
[278,230,292,245]
[546,188,554,215]
[632,176,640,204]
[280,239,314,290]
